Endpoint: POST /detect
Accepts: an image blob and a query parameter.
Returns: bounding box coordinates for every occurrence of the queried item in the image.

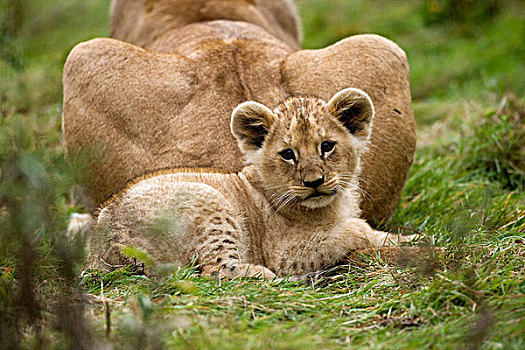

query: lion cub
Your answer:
[88,88,407,279]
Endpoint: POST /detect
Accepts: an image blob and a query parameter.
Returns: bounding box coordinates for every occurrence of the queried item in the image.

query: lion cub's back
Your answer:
[99,173,223,222]
[90,170,243,270]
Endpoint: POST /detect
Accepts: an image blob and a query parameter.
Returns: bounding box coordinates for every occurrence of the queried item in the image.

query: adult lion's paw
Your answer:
[66,213,94,240]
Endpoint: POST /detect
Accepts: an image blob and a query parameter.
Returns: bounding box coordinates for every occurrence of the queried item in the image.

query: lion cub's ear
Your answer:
[327,88,375,141]
[231,101,275,153]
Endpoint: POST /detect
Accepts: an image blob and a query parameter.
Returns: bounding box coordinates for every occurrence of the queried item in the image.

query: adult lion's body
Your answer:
[62,0,415,225]
[109,0,301,50]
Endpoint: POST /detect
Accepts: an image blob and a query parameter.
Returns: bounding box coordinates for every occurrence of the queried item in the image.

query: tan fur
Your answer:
[62,0,415,225]
[110,0,301,50]
[88,89,413,279]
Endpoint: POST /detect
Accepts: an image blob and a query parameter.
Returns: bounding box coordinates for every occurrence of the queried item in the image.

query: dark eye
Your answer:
[321,141,335,154]
[279,148,296,161]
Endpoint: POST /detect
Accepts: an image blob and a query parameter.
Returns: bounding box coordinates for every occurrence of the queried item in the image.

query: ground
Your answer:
[0,0,524,349]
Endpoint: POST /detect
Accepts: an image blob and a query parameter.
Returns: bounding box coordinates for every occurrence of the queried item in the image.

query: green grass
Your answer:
[1,0,524,348]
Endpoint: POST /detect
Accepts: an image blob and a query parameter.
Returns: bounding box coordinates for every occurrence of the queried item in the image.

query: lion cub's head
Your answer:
[231,88,374,210]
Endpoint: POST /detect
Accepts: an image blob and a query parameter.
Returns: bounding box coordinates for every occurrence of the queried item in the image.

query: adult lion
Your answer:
[62,0,415,225]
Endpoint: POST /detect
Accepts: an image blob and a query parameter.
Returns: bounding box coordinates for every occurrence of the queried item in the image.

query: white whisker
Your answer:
[266,187,298,213]
[275,192,298,213]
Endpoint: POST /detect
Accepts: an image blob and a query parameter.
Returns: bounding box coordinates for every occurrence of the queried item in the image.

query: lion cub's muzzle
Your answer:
[304,188,338,200]
[297,176,339,208]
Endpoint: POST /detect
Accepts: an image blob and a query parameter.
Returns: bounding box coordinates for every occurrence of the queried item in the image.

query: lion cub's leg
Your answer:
[191,193,275,279]
[92,180,274,279]
[275,218,415,276]
[343,218,417,249]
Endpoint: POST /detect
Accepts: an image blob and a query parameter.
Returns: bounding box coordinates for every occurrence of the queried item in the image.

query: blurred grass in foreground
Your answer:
[1,0,524,348]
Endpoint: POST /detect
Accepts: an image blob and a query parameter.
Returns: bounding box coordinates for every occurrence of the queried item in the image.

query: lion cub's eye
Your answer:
[279,148,296,162]
[320,141,335,156]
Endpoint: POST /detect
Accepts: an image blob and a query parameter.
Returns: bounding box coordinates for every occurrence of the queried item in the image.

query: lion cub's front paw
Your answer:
[232,264,276,280]
[207,263,276,280]
[377,231,419,246]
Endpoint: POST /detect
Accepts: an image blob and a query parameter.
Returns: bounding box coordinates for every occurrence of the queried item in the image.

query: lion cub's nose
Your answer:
[303,176,325,189]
